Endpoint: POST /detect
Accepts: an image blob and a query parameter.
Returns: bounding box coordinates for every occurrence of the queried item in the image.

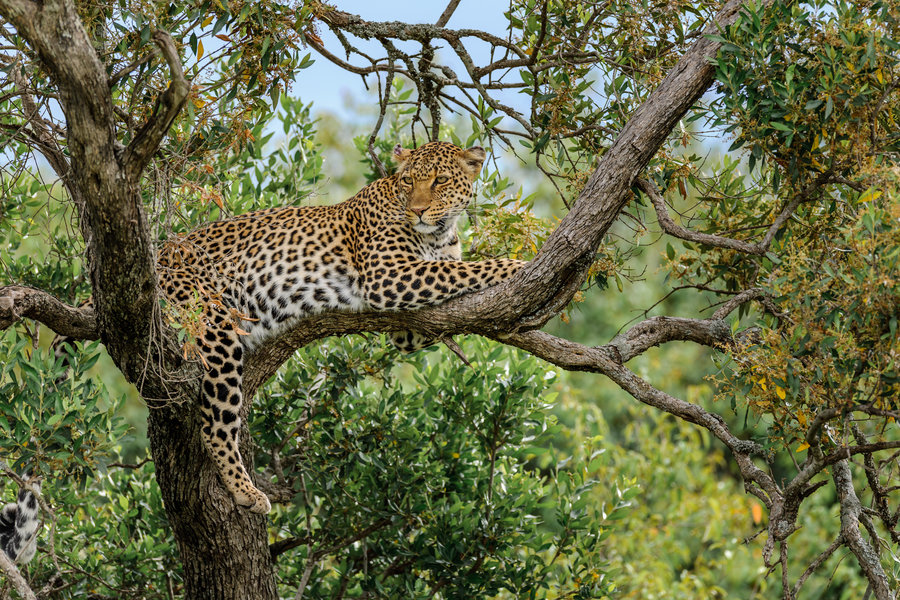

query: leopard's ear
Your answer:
[392,144,413,170]
[459,146,486,179]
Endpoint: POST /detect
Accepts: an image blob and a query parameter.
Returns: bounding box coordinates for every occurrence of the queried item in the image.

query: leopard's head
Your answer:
[392,141,485,235]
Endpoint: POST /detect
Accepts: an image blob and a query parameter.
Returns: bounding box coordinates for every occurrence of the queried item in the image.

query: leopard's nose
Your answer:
[410,206,427,216]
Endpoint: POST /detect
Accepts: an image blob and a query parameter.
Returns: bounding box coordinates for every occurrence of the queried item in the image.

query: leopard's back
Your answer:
[158,201,369,348]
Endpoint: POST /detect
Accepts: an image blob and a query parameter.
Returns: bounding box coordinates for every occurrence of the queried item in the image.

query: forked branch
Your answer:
[832,460,894,600]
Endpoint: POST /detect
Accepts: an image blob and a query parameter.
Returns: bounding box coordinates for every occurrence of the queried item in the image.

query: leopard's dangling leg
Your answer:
[196,306,270,514]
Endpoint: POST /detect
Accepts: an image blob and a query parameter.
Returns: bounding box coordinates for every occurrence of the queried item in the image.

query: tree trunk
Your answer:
[148,401,278,600]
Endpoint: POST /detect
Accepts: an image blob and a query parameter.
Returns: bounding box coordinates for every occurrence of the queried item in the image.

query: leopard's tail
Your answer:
[0,473,42,564]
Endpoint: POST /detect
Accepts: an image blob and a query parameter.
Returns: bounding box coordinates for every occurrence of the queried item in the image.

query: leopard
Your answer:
[0,472,42,565]
[152,141,525,514]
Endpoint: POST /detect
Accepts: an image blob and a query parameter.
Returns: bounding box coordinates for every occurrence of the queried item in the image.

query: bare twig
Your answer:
[435,0,463,28]
[792,534,845,598]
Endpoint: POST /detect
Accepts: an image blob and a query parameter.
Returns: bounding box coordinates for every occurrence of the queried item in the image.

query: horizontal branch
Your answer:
[806,404,900,449]
[712,287,766,320]
[269,535,312,561]
[607,315,732,362]
[0,285,98,340]
[824,441,900,467]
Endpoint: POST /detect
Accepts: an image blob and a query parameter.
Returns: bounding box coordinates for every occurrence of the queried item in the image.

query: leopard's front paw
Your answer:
[234,485,271,514]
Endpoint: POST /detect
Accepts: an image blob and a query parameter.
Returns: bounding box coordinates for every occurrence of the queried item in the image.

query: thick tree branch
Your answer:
[122,30,189,178]
[0,549,37,600]
[832,460,894,600]
[242,299,751,400]
[0,285,98,339]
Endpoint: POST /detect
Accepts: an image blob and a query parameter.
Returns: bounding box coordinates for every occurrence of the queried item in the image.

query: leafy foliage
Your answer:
[256,336,619,599]
[0,341,126,485]
[719,179,900,449]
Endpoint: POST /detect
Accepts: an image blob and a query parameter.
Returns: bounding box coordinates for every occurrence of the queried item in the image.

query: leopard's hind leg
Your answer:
[196,305,270,514]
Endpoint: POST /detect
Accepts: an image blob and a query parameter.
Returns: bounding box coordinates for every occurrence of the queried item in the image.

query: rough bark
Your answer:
[0,286,97,341]
[147,401,277,600]
[832,460,895,600]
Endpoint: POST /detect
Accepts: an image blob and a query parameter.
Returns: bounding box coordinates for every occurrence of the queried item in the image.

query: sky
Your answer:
[296,0,517,118]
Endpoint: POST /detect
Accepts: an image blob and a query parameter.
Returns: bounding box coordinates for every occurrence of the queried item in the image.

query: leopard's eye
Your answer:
[401,176,413,185]
[434,175,449,185]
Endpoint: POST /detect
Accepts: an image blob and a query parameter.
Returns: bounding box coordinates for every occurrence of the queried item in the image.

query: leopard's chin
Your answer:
[412,221,440,234]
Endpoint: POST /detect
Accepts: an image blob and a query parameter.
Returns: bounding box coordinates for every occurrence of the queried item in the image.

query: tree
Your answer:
[0,0,898,598]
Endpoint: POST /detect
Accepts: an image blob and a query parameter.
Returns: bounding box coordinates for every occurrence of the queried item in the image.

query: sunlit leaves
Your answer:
[717,179,900,448]
[505,0,719,201]
[712,0,900,186]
